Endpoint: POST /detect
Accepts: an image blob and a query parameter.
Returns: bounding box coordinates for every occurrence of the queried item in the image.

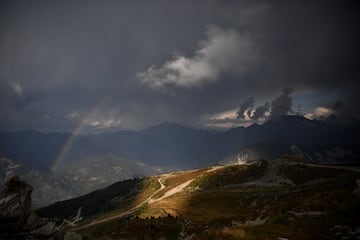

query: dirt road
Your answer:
[74,165,226,230]
[74,175,167,230]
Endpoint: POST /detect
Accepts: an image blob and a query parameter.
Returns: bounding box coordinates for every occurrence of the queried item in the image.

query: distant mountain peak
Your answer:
[145,122,192,130]
[143,122,209,135]
[264,115,316,126]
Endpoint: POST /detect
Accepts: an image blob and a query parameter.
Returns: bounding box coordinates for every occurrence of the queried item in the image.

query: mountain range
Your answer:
[1,116,359,207]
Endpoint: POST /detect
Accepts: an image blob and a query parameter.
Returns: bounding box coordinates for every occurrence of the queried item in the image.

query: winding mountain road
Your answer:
[74,165,226,230]
[74,175,167,230]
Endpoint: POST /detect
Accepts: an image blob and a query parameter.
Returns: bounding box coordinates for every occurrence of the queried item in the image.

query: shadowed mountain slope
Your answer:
[37,158,360,240]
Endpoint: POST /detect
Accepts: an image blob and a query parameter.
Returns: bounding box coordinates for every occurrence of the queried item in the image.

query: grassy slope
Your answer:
[42,159,360,240]
[36,177,160,220]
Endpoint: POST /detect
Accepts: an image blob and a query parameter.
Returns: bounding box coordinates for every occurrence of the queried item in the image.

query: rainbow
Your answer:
[51,96,108,172]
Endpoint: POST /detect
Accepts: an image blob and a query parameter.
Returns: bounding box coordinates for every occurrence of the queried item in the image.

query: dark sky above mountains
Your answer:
[0,0,359,132]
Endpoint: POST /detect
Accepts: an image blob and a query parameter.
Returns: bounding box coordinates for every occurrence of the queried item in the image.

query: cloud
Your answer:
[211,109,238,121]
[137,26,259,91]
[65,107,123,132]
[66,111,79,120]
[205,114,254,129]
[251,102,270,120]
[304,107,334,120]
[236,97,254,119]
[11,82,23,96]
[204,108,255,129]
[270,88,293,119]
[87,118,122,129]
[236,89,294,122]
[205,120,253,129]
[313,107,334,119]
[331,100,343,110]
[304,100,343,120]
[219,88,293,127]
[82,109,123,131]
[0,1,359,132]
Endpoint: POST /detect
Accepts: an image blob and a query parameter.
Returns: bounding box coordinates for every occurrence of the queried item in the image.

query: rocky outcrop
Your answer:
[0,175,78,239]
[64,231,83,240]
[0,175,33,222]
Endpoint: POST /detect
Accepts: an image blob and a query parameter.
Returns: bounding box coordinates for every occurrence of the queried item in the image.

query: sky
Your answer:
[0,0,359,133]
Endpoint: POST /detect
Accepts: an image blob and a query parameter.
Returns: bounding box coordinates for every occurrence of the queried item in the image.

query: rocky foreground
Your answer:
[0,175,81,240]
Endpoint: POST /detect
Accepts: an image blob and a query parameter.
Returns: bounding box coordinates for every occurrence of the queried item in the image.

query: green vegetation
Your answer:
[190,161,267,190]
[278,163,349,185]
[42,160,360,239]
[36,177,158,219]
[133,202,149,217]
[81,215,184,240]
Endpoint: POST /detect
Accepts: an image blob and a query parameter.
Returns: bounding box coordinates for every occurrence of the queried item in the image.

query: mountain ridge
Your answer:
[36,158,360,240]
[1,117,359,207]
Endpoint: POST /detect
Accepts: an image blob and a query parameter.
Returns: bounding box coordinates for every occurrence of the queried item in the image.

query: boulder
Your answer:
[64,231,83,240]
[0,176,59,239]
[26,212,44,229]
[0,175,32,222]
[0,175,82,239]
[31,221,57,236]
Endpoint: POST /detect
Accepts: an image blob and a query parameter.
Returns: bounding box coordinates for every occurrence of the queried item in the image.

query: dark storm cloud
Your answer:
[251,102,270,121]
[137,26,260,91]
[136,1,360,124]
[0,1,359,131]
[236,97,254,120]
[332,101,343,110]
[0,1,216,131]
[270,88,293,120]
[232,89,292,124]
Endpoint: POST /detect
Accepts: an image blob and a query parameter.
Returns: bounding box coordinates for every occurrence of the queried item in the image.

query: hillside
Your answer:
[37,158,360,240]
[0,123,212,206]
[0,157,79,208]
